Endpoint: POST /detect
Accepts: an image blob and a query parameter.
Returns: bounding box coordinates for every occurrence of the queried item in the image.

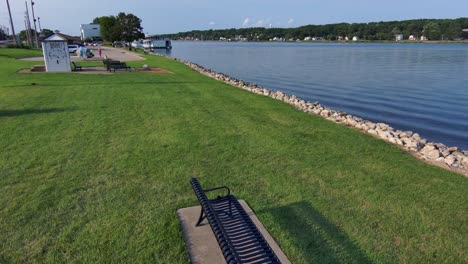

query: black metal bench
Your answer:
[72,62,82,71]
[102,59,130,72]
[109,62,130,72]
[190,178,281,264]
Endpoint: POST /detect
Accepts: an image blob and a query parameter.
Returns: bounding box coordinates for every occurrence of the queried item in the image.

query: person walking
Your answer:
[98,47,102,57]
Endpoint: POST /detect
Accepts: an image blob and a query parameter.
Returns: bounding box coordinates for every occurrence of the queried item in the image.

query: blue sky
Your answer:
[1,0,467,36]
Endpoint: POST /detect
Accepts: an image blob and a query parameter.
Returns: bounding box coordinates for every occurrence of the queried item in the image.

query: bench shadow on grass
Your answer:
[0,108,76,117]
[259,201,373,264]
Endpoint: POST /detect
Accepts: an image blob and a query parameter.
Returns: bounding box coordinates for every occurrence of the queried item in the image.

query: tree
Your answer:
[423,22,441,40]
[116,12,144,47]
[445,21,462,40]
[0,27,7,40]
[40,28,53,37]
[93,15,119,42]
[19,29,37,42]
[93,12,144,49]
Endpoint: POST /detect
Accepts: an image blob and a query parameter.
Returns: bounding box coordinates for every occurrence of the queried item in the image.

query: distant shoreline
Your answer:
[173,39,468,44]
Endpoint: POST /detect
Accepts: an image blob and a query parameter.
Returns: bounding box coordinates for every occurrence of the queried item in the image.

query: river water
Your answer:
[156,41,468,150]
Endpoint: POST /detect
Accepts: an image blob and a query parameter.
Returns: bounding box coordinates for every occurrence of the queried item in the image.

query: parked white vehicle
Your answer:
[68,44,79,53]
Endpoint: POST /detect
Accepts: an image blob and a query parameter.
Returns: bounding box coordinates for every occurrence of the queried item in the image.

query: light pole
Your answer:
[37,17,42,32]
[30,0,39,48]
[5,0,19,45]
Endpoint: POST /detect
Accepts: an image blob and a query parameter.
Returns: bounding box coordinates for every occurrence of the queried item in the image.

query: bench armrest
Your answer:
[203,186,230,197]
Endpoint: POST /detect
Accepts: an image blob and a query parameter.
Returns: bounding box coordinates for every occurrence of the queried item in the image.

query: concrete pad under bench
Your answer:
[177,200,291,264]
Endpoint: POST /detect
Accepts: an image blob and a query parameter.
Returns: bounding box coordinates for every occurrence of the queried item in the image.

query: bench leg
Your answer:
[195,207,206,227]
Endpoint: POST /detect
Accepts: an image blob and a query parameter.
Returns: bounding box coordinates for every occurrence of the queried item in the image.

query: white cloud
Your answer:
[242,18,250,27]
[287,18,294,25]
[252,18,272,27]
[242,17,273,28]
[208,21,216,26]
[253,20,265,27]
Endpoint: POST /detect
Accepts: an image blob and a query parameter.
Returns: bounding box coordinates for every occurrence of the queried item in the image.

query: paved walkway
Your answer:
[20,46,146,62]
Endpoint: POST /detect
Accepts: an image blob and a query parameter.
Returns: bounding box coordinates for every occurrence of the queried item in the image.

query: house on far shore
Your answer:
[420,35,428,41]
[408,35,416,41]
[80,23,100,41]
[352,36,360,41]
[462,29,468,39]
[395,34,404,41]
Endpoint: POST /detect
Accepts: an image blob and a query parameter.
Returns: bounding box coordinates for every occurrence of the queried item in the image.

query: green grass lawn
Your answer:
[0,48,466,263]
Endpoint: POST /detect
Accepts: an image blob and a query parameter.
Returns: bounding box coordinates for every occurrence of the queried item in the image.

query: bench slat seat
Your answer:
[190,178,281,264]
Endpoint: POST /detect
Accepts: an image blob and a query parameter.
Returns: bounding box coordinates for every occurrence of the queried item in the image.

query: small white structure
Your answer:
[352,36,360,41]
[80,24,100,40]
[131,40,143,48]
[408,35,416,41]
[41,34,71,72]
[395,34,404,41]
[420,36,428,41]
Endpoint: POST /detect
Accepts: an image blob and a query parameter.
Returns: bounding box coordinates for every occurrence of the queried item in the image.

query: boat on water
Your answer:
[132,36,172,50]
[143,35,172,50]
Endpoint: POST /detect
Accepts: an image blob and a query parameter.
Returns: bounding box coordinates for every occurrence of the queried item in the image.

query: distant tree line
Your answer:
[161,18,468,41]
[0,25,8,40]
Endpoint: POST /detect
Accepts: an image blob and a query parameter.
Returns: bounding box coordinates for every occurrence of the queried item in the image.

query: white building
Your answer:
[80,24,100,40]
[352,36,360,41]
[41,34,71,72]
[408,35,416,41]
[395,34,404,41]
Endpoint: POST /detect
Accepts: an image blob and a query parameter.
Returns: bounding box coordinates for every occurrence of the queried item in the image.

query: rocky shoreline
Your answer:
[153,53,468,177]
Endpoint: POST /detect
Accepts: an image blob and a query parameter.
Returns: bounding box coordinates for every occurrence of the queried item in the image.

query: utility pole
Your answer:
[24,19,31,46]
[25,1,33,47]
[5,0,19,45]
[30,0,39,48]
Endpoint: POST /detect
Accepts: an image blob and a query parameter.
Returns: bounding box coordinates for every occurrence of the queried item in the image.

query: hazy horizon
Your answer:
[1,0,467,36]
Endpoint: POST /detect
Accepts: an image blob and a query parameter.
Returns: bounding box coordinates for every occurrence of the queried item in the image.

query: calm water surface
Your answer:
[157,42,468,150]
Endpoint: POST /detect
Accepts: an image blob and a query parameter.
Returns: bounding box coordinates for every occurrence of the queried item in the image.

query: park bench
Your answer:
[190,178,281,264]
[71,62,82,71]
[104,59,131,72]
[109,62,131,72]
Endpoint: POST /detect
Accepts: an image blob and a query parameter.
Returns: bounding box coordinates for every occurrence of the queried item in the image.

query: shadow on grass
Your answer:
[0,108,76,117]
[259,201,373,264]
[3,81,206,88]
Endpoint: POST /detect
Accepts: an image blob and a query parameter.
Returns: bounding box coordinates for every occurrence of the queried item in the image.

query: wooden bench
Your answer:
[190,178,281,264]
[72,62,82,71]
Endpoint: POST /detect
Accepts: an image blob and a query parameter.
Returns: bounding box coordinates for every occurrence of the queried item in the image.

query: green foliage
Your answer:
[93,15,119,42]
[40,28,54,37]
[18,29,37,42]
[162,17,468,41]
[116,12,145,43]
[93,13,144,43]
[0,27,7,40]
[423,22,441,40]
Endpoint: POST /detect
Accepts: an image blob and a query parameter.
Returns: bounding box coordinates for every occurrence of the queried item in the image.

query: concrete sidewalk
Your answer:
[177,200,291,264]
[19,46,146,62]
